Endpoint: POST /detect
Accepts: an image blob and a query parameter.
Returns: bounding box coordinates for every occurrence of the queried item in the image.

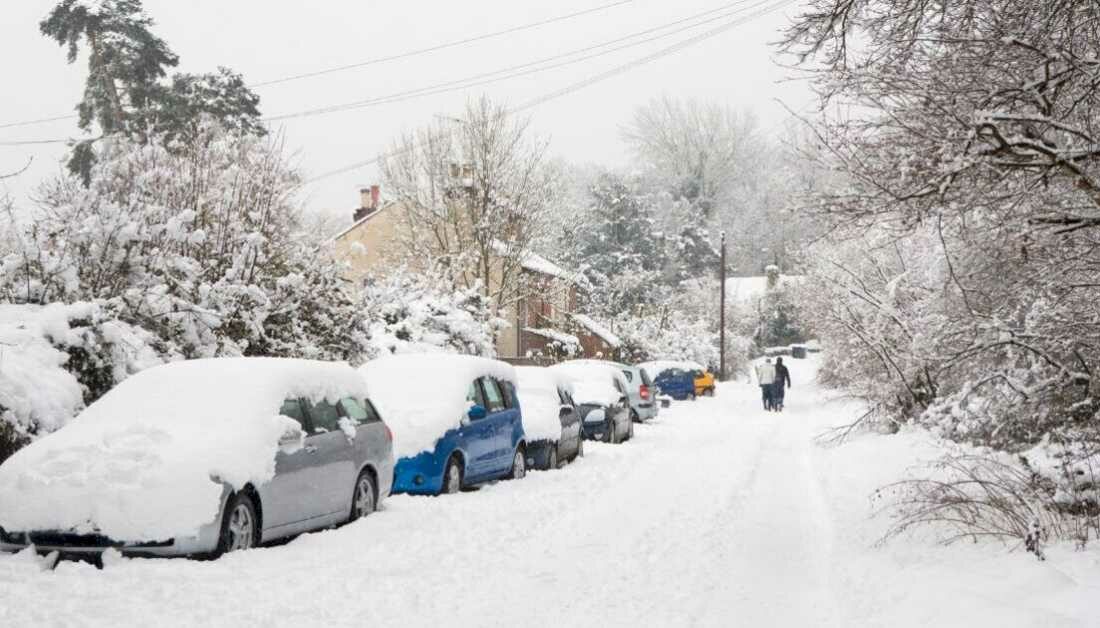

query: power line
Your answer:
[264,0,773,123]
[250,0,635,88]
[300,0,796,186]
[0,0,634,132]
[0,138,70,146]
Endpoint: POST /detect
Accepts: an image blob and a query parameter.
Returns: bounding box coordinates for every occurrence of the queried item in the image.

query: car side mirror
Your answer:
[278,424,304,452]
[467,404,488,421]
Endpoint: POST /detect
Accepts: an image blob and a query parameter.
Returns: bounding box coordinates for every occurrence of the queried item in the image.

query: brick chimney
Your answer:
[352,185,381,222]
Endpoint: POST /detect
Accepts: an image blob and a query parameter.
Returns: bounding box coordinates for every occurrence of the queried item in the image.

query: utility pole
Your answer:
[719,230,727,381]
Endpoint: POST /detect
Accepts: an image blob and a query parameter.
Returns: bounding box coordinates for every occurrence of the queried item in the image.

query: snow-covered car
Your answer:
[638,361,699,401]
[360,354,527,495]
[515,366,583,469]
[549,362,633,444]
[0,358,394,561]
[562,359,658,422]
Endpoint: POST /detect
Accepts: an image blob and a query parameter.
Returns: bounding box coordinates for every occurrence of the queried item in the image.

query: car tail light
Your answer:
[384,424,393,442]
[640,384,650,401]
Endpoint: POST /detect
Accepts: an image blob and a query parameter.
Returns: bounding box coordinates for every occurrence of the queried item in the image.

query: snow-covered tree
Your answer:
[1,123,366,363]
[380,97,560,313]
[360,269,502,358]
[785,0,1100,542]
[40,0,263,182]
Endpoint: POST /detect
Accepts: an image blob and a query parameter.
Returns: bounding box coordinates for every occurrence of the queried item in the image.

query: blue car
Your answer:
[361,355,527,496]
[649,367,696,401]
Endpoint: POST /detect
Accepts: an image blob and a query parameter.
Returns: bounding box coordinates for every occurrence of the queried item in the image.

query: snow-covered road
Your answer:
[2,358,1098,627]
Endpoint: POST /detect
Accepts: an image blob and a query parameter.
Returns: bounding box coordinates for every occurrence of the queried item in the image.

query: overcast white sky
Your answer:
[0,0,811,219]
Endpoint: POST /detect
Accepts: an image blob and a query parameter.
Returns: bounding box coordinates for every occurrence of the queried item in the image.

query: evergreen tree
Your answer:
[40,0,264,183]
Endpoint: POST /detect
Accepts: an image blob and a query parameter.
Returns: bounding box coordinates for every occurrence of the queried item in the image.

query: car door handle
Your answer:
[304,445,318,454]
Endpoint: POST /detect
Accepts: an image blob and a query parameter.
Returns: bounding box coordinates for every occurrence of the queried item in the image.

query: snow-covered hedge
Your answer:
[361,270,502,359]
[0,303,164,462]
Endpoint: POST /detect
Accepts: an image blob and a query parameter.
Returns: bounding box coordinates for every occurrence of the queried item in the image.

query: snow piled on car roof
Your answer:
[360,354,516,459]
[638,360,705,377]
[550,362,624,407]
[0,358,366,542]
[515,366,572,442]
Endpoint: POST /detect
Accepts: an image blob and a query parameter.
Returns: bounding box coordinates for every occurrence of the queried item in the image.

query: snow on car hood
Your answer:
[0,358,367,542]
[550,362,624,407]
[359,354,516,459]
[515,367,571,442]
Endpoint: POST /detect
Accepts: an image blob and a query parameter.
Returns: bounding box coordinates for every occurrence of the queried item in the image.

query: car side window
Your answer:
[481,377,506,413]
[338,397,369,424]
[499,380,518,409]
[363,399,383,424]
[280,398,308,425]
[306,400,341,434]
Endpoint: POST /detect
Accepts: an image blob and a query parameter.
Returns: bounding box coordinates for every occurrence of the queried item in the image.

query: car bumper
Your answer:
[525,440,556,469]
[634,403,658,420]
[0,524,221,559]
[392,453,447,495]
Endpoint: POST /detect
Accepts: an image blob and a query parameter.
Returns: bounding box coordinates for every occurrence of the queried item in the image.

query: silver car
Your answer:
[562,359,658,422]
[0,358,394,562]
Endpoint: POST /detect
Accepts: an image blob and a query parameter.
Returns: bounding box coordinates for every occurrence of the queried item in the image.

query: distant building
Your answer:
[330,187,611,360]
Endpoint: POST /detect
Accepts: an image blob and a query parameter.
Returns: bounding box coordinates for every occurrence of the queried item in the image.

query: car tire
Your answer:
[442,456,463,495]
[607,419,618,444]
[214,491,259,558]
[631,409,641,424]
[705,388,715,397]
[548,446,558,470]
[576,436,584,460]
[508,447,527,480]
[349,470,376,522]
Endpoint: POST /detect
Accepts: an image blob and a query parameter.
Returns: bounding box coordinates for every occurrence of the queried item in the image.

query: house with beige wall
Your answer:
[330,187,601,360]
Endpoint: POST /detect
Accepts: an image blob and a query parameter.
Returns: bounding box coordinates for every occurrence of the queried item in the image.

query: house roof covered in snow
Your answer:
[571,314,622,348]
[523,327,580,346]
[491,240,583,284]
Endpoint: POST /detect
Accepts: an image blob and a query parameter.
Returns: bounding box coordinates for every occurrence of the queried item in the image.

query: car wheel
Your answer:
[508,447,527,480]
[631,409,641,424]
[576,437,584,459]
[215,492,259,557]
[705,388,715,397]
[442,456,463,495]
[548,446,558,470]
[607,419,618,444]
[349,471,376,521]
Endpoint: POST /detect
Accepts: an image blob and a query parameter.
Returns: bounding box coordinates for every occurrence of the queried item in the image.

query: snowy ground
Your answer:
[2,358,1098,627]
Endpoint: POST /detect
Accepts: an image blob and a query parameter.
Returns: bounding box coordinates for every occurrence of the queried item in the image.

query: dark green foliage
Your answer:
[40,0,264,183]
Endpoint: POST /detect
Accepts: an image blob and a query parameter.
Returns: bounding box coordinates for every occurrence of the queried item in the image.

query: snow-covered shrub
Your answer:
[361,269,502,358]
[0,302,165,463]
[0,124,367,364]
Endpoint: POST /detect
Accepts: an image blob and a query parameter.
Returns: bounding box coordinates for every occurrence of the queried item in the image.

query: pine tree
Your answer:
[40,0,264,183]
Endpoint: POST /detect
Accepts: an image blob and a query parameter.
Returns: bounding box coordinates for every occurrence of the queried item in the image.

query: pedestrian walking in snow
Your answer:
[772,357,791,411]
[754,358,776,410]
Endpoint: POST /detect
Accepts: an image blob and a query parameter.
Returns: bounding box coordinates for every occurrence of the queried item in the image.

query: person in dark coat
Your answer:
[772,357,792,410]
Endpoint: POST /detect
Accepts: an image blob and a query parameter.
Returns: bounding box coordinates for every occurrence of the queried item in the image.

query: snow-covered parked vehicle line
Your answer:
[550,361,633,444]
[0,358,394,559]
[360,354,527,495]
[515,366,583,469]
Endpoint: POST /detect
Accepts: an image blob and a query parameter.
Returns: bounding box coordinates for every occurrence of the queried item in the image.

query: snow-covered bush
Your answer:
[0,124,367,364]
[361,269,502,358]
[0,302,165,463]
